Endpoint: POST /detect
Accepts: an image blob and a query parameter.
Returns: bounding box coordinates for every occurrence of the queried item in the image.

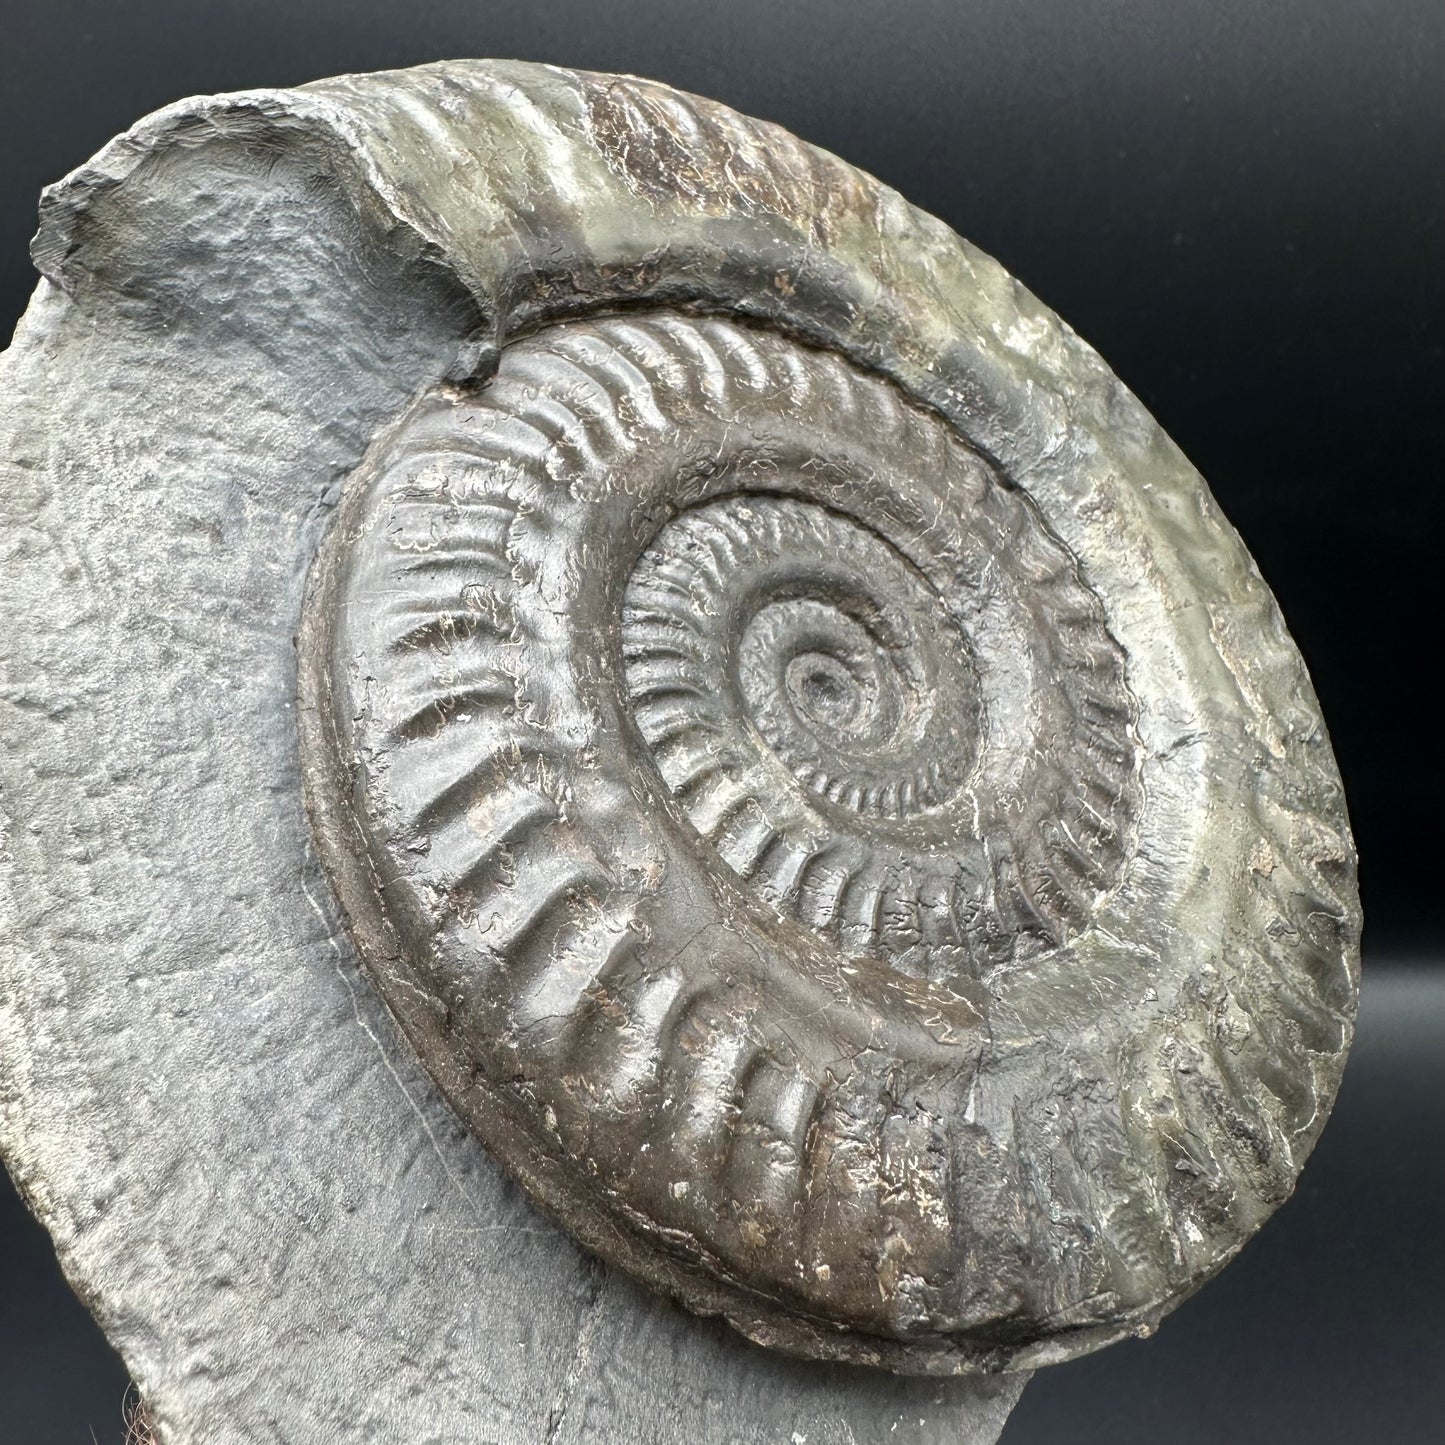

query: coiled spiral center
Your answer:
[620,473,1134,986]
[690,499,983,827]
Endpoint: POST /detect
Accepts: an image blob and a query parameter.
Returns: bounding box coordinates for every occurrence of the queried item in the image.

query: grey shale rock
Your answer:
[0,61,1358,1443]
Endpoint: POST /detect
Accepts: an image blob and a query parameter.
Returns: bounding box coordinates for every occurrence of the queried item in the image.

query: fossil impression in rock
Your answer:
[0,60,1360,1429]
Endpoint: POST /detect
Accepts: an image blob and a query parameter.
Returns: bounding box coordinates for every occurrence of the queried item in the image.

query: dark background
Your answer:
[1,2,1440,1441]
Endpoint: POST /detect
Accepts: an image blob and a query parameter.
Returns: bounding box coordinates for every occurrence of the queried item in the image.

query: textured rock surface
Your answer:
[0,60,1358,1439]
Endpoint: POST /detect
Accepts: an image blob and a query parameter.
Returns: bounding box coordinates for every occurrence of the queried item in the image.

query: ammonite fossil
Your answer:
[0,59,1359,1428]
[292,69,1359,1377]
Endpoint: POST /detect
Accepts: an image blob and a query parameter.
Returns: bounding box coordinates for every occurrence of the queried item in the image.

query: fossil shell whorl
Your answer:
[299,308,1344,1373]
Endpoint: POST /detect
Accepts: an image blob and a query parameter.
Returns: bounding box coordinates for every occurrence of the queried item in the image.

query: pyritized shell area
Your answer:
[300,309,1350,1373]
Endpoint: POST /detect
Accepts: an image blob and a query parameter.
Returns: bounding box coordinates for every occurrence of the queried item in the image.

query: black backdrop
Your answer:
[1,2,1440,1442]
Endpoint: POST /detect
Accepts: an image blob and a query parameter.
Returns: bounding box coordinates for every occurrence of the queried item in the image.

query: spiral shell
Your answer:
[0,60,1357,1438]
[291,68,1359,1377]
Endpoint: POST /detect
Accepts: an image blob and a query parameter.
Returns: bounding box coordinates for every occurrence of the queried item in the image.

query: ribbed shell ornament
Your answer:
[292,65,1361,1375]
